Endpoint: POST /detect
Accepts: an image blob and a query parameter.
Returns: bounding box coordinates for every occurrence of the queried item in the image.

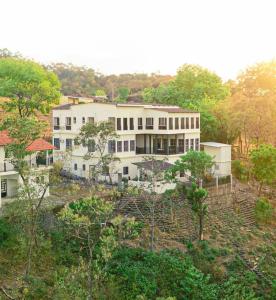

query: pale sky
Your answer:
[1,0,276,80]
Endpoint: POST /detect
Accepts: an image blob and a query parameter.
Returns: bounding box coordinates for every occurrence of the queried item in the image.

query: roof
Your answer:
[0,130,13,146]
[132,160,173,172]
[147,107,197,113]
[52,103,75,110]
[200,142,231,148]
[26,138,56,151]
[0,131,55,151]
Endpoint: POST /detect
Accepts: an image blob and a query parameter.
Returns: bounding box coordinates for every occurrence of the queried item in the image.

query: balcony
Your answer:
[0,162,15,173]
[136,146,185,155]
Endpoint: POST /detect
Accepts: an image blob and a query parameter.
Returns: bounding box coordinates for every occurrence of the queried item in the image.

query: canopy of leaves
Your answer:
[0,57,60,117]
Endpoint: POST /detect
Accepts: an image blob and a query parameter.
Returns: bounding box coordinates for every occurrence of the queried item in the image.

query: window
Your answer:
[74,163,77,171]
[129,118,134,130]
[138,118,143,130]
[181,117,185,129]
[169,117,173,130]
[191,117,194,129]
[88,140,95,152]
[66,117,72,130]
[190,139,194,150]
[88,117,94,124]
[73,117,76,124]
[196,117,200,129]
[158,118,167,130]
[175,118,179,129]
[53,138,60,150]
[178,139,184,152]
[53,117,60,130]
[108,117,115,130]
[66,139,72,150]
[146,118,154,129]
[82,117,85,124]
[123,118,128,130]
[117,118,121,130]
[130,140,135,151]
[108,140,116,153]
[215,164,220,170]
[186,117,190,129]
[195,138,199,151]
[83,164,86,171]
[124,140,129,152]
[123,166,129,175]
[117,141,122,152]
[185,139,189,152]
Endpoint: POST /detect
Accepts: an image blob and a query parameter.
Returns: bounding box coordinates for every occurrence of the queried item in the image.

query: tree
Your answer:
[76,121,119,184]
[187,183,208,241]
[166,150,214,183]
[0,57,61,117]
[249,144,276,195]
[115,87,130,103]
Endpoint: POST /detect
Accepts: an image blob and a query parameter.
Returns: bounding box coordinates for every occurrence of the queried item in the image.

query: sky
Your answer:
[1,0,276,80]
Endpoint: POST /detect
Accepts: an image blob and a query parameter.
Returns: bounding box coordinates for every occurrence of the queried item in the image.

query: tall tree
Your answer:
[0,57,61,117]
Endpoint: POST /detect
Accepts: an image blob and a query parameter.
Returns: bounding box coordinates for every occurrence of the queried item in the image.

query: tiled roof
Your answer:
[0,130,13,146]
[0,131,55,151]
[26,138,56,151]
[52,103,75,110]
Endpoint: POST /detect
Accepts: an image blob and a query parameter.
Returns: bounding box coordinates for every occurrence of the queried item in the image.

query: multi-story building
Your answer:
[52,102,200,182]
[0,131,54,207]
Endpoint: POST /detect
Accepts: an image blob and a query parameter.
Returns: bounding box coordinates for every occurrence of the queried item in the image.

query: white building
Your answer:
[52,102,201,182]
[0,131,54,207]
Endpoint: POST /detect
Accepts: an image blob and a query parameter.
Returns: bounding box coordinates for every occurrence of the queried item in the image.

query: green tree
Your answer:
[115,87,130,102]
[0,57,61,117]
[166,150,214,183]
[76,121,119,184]
[249,144,276,195]
[187,183,208,241]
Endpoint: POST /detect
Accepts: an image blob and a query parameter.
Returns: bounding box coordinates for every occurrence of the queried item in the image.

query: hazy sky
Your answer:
[1,0,276,80]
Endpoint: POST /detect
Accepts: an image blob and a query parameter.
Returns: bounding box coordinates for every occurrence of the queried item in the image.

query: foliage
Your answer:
[106,247,218,300]
[232,160,250,181]
[254,197,274,224]
[166,150,214,182]
[0,57,60,117]
[250,144,276,194]
[115,87,130,102]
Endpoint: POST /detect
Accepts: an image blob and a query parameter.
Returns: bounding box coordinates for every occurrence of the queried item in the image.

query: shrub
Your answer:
[254,197,274,224]
[232,160,249,181]
[0,218,14,247]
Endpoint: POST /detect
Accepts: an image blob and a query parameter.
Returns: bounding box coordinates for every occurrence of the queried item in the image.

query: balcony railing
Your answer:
[136,146,185,155]
[0,162,15,173]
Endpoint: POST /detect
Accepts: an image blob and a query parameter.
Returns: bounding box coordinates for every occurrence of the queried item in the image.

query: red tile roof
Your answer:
[0,131,55,151]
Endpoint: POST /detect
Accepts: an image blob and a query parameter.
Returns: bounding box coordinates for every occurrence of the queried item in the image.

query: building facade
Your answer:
[52,102,200,182]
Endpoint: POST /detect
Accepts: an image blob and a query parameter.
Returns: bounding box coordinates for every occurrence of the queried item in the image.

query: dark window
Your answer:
[130,140,135,151]
[185,139,189,152]
[129,118,134,130]
[82,117,85,124]
[117,141,122,152]
[124,140,129,152]
[191,117,194,129]
[66,139,72,150]
[54,117,60,130]
[88,140,95,152]
[73,117,76,124]
[178,139,184,152]
[108,117,115,129]
[190,139,194,150]
[74,163,77,171]
[169,117,173,130]
[195,138,199,151]
[88,117,94,124]
[175,118,179,129]
[123,166,129,175]
[83,164,86,171]
[66,117,71,130]
[138,118,143,130]
[196,117,200,129]
[158,118,167,130]
[108,140,116,153]
[181,117,185,129]
[186,118,190,129]
[146,118,154,129]
[53,138,60,150]
[117,118,121,130]
[123,118,128,130]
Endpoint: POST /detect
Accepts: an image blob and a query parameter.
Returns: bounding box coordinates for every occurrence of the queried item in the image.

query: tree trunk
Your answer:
[258,181,264,197]
[199,215,204,241]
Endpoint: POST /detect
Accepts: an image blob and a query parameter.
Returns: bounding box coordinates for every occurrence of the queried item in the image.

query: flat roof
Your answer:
[200,142,231,148]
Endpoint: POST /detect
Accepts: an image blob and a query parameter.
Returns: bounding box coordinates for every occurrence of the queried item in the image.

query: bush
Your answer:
[232,160,249,181]
[0,218,13,247]
[254,197,274,224]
